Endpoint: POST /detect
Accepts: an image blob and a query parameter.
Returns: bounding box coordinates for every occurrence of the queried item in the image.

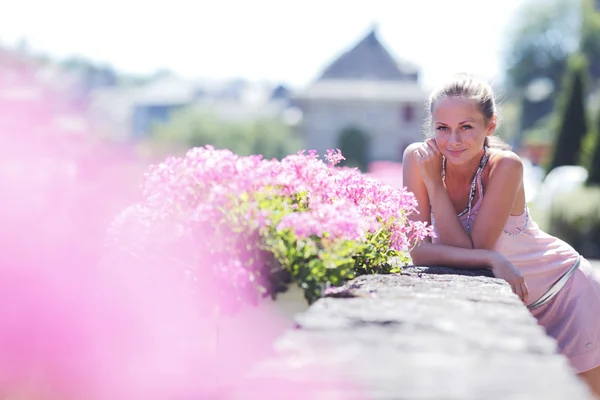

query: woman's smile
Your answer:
[446,149,467,157]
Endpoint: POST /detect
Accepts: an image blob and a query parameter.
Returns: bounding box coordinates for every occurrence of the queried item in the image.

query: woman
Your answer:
[403,73,600,395]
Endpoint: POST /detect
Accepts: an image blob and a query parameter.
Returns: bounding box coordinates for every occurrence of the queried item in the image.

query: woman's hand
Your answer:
[413,139,443,187]
[490,253,529,304]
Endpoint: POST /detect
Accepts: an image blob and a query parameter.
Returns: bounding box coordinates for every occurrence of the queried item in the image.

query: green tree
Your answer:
[338,126,369,172]
[548,54,590,172]
[587,109,600,185]
[59,56,118,89]
[503,0,579,91]
[581,0,600,81]
[149,107,304,160]
[502,0,579,134]
[501,0,600,134]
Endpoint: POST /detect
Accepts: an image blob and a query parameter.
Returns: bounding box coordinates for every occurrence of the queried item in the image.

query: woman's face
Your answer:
[432,97,495,166]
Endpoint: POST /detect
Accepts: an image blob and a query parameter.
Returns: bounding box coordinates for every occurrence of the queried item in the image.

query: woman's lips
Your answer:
[447,149,466,157]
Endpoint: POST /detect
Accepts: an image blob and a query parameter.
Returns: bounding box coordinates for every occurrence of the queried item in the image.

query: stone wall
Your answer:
[229,266,593,399]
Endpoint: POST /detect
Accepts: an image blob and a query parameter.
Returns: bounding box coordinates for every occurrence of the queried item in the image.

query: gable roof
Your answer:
[317,26,415,82]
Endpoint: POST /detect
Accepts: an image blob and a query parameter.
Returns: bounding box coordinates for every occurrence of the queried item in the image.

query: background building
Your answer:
[292,27,426,168]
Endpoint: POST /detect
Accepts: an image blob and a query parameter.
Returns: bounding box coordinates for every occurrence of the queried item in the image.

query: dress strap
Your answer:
[476,169,485,199]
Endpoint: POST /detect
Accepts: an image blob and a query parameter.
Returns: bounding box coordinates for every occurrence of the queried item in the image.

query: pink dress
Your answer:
[431,175,600,374]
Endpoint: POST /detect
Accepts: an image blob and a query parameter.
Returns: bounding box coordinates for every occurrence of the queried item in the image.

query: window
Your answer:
[401,104,415,123]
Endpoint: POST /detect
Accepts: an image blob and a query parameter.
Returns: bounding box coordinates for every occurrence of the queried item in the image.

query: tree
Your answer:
[337,126,370,172]
[501,0,593,134]
[587,109,600,185]
[503,0,579,91]
[547,54,590,172]
[581,0,600,81]
[149,107,304,160]
[59,56,119,89]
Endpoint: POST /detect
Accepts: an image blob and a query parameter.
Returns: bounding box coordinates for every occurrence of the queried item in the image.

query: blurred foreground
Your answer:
[0,99,364,400]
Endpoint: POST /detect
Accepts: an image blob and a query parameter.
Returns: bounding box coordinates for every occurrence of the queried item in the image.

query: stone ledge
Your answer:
[229,266,593,399]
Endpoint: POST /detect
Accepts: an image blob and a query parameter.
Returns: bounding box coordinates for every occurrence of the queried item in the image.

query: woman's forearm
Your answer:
[410,242,499,269]
[426,180,473,249]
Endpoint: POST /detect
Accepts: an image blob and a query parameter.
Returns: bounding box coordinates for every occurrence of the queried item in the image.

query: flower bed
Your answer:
[107,146,433,314]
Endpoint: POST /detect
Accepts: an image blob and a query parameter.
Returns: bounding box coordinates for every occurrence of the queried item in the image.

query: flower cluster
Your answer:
[108,146,433,311]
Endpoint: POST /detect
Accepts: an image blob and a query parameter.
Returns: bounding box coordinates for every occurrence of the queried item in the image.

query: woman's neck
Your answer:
[445,148,486,184]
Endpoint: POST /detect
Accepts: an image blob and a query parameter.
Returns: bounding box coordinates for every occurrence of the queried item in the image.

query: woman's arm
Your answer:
[403,142,473,249]
[409,241,498,268]
[407,140,525,251]
[410,240,528,303]
[425,176,474,248]
[469,152,524,250]
[402,143,529,302]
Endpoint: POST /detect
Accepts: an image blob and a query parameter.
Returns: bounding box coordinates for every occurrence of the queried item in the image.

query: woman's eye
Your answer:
[461,125,473,130]
[436,126,448,131]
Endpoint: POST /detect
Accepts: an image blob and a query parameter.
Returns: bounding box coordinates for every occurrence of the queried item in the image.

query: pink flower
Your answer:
[325,149,346,167]
[110,145,434,313]
[276,200,377,242]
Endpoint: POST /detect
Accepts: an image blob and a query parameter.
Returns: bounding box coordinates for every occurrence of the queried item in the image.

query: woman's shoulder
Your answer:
[404,141,425,153]
[402,142,424,162]
[487,148,524,177]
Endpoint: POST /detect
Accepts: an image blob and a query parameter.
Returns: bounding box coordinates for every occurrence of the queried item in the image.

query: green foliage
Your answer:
[222,186,408,304]
[338,126,370,172]
[547,186,600,258]
[581,0,600,79]
[503,0,578,90]
[501,0,600,133]
[587,108,600,184]
[522,112,560,145]
[351,221,409,276]
[503,0,600,86]
[150,108,303,160]
[495,98,521,143]
[547,54,590,172]
[58,55,118,89]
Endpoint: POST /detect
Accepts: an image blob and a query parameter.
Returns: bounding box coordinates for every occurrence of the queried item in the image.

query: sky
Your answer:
[0,0,526,91]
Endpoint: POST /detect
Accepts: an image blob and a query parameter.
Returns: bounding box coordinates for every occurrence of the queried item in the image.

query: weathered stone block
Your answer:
[228,266,593,399]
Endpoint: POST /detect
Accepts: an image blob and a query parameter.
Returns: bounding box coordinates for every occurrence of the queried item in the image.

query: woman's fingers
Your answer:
[511,282,520,299]
[519,286,525,303]
[425,138,441,154]
[521,281,529,304]
[515,284,525,303]
[414,145,431,161]
[511,279,529,303]
[421,143,438,160]
[514,270,528,303]
[413,148,424,160]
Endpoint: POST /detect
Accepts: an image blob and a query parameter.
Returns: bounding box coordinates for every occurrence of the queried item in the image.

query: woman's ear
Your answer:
[486,115,497,136]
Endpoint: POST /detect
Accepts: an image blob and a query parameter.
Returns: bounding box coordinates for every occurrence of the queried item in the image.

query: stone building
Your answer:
[292,27,427,168]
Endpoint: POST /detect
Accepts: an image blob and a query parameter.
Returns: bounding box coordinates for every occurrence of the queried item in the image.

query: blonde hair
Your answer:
[424,73,511,150]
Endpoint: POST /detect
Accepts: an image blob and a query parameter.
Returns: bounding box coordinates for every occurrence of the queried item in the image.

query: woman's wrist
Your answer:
[485,250,504,268]
[424,176,444,194]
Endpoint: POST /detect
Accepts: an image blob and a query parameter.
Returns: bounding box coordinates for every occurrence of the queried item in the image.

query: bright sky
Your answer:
[0,0,525,91]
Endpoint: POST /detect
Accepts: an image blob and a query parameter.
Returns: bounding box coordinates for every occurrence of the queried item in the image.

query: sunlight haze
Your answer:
[0,0,525,90]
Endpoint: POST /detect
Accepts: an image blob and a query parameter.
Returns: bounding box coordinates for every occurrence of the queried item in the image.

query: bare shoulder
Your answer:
[488,149,524,177]
[402,142,425,163]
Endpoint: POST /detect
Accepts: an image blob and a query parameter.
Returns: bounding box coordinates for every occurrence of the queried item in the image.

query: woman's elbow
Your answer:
[409,244,429,265]
[409,252,421,266]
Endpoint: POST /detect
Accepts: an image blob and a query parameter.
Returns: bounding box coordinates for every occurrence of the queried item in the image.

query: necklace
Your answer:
[441,146,489,234]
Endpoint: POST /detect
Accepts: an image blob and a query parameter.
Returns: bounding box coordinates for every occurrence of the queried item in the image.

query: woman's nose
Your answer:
[449,130,461,144]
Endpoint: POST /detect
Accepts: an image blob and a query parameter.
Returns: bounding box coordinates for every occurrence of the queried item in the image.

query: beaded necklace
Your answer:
[441,146,489,234]
[441,147,529,236]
